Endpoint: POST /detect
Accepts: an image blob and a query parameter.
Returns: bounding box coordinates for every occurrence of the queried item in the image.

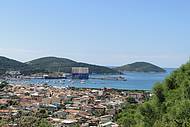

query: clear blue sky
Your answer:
[0,0,189,68]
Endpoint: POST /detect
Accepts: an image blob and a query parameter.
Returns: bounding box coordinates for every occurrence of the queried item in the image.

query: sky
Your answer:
[0,0,189,68]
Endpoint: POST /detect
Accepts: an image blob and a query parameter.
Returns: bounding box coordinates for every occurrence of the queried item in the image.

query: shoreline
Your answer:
[8,81,151,93]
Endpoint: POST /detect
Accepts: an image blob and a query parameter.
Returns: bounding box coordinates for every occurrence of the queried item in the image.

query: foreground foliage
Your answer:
[0,109,53,127]
[117,61,190,127]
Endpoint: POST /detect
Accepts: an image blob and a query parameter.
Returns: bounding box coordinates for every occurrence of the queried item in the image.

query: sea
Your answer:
[9,68,176,90]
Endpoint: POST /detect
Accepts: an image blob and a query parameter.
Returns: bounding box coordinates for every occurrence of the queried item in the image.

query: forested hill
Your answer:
[26,57,120,74]
[117,61,190,127]
[0,56,120,75]
[0,56,33,75]
[114,62,166,72]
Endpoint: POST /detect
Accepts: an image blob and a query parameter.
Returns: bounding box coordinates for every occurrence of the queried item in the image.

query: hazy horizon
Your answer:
[0,0,189,68]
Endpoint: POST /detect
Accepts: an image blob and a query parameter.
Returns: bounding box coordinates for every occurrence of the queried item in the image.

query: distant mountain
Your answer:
[26,57,120,74]
[114,62,166,72]
[0,56,34,75]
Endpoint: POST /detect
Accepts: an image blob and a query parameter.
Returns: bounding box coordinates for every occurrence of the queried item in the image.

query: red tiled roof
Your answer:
[0,99,9,104]
[0,110,10,113]
[65,110,80,113]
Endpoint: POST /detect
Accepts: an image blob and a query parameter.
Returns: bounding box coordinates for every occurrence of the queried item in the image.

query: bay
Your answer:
[9,68,175,90]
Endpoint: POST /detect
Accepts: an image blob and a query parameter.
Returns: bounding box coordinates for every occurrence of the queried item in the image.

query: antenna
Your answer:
[58,62,61,73]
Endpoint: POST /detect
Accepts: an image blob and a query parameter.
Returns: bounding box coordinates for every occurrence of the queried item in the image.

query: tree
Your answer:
[17,116,53,127]
[0,119,7,127]
[127,97,137,104]
[165,74,177,90]
[138,102,158,127]
[36,109,48,118]
[118,115,137,127]
[116,61,190,127]
[0,81,8,89]
[182,79,190,99]
[153,83,165,104]
[169,100,190,126]
[117,104,138,127]
[36,119,53,127]
[72,124,80,127]
[18,116,38,127]
[8,100,19,106]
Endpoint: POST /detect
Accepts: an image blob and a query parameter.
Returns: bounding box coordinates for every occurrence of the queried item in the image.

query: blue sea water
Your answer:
[10,68,175,90]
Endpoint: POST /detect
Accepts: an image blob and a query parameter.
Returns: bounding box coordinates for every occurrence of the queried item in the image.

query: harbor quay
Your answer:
[0,82,151,127]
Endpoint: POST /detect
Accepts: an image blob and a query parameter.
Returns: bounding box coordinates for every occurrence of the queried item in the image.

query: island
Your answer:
[114,62,166,72]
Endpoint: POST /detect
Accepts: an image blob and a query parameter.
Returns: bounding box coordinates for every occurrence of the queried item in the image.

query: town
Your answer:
[0,80,150,127]
[1,67,126,82]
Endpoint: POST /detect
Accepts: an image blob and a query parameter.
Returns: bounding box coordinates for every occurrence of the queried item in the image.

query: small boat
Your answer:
[80,80,86,84]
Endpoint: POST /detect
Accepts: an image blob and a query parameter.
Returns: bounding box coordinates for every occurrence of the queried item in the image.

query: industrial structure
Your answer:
[72,67,89,79]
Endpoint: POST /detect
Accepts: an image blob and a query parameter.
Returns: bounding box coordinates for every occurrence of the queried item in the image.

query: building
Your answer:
[5,71,21,78]
[72,67,89,79]
[6,71,21,75]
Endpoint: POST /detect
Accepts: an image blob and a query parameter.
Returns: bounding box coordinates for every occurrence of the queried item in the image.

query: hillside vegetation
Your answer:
[114,62,166,72]
[26,57,119,74]
[0,56,119,75]
[0,56,35,75]
[117,61,190,127]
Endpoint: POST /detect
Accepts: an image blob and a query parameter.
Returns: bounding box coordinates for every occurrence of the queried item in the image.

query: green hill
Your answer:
[0,56,35,75]
[26,57,120,74]
[114,62,166,72]
[117,61,190,127]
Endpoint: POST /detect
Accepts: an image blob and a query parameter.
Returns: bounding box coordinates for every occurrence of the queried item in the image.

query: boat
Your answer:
[80,80,86,84]
[43,74,67,79]
[91,76,127,81]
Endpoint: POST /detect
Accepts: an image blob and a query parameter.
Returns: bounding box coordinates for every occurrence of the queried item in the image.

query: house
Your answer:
[5,71,21,78]
[53,110,68,119]
[73,96,90,105]
[48,118,63,126]
[81,105,94,114]
[39,104,58,112]
[92,105,106,117]
[106,109,116,116]
[59,119,78,127]
[31,92,43,101]
[128,93,144,102]
[99,115,113,124]
[0,99,9,105]
[99,122,119,127]
[0,109,11,118]
[19,96,32,107]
